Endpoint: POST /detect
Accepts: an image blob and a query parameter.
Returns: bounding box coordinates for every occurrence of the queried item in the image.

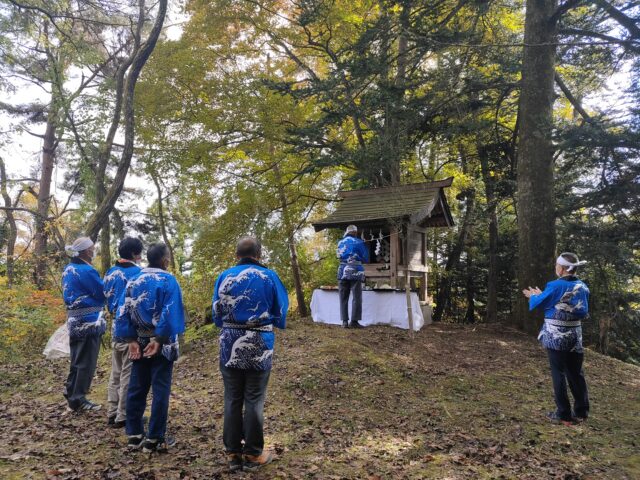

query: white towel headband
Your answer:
[556,253,587,271]
[65,237,94,257]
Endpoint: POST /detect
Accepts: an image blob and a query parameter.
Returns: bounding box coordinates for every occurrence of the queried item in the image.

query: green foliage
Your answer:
[2,0,637,362]
[0,281,65,362]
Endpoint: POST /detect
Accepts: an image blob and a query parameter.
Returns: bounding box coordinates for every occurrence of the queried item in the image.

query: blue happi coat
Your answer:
[529,276,590,353]
[103,260,142,342]
[336,235,369,281]
[212,258,288,371]
[115,267,186,361]
[62,258,106,339]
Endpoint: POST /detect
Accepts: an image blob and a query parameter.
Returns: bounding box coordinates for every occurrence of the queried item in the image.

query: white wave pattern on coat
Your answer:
[224,330,273,369]
[214,267,270,320]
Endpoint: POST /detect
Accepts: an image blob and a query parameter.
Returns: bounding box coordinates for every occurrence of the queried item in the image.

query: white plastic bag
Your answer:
[43,323,70,359]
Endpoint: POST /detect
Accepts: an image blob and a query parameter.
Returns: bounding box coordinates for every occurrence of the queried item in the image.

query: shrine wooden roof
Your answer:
[312,178,454,232]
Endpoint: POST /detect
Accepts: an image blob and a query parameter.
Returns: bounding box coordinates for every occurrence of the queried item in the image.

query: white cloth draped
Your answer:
[310,289,424,331]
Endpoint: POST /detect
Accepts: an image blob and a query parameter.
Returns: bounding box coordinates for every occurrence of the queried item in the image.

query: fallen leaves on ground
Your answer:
[1,321,639,479]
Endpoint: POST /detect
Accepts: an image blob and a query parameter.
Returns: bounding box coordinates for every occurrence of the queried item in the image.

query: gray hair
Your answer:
[236,236,262,259]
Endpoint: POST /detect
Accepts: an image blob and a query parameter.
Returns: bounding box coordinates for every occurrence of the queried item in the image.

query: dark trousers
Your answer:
[546,349,590,420]
[126,354,174,440]
[220,364,271,456]
[339,279,362,324]
[65,334,101,409]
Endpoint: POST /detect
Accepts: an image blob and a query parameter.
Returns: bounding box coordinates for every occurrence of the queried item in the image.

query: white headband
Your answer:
[65,237,94,257]
[344,224,358,237]
[556,253,587,271]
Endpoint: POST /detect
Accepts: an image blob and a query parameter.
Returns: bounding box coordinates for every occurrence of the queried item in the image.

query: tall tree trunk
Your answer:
[0,158,17,288]
[433,188,475,322]
[99,218,111,274]
[478,146,499,322]
[594,259,612,354]
[151,172,176,271]
[464,250,475,324]
[112,209,125,241]
[33,111,57,289]
[515,0,558,333]
[273,163,307,317]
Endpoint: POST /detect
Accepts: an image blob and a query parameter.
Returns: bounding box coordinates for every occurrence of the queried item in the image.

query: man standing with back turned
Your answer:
[62,236,106,412]
[104,237,143,428]
[116,243,185,453]
[212,236,288,472]
[337,224,369,328]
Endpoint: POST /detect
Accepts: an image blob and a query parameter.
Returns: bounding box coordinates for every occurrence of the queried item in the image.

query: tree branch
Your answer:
[590,0,640,38]
[554,73,595,124]
[559,27,640,52]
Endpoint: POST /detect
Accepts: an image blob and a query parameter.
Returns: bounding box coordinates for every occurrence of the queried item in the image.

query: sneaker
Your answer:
[342,321,349,329]
[110,420,126,429]
[243,451,273,472]
[546,411,574,426]
[77,401,102,412]
[107,415,116,426]
[142,436,176,453]
[227,453,243,472]
[349,321,364,329]
[127,435,145,450]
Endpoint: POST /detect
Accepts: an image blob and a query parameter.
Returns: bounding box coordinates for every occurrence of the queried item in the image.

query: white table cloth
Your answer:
[310,289,424,331]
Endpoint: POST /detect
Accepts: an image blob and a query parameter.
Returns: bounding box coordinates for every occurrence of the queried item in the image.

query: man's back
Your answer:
[104,262,142,314]
[115,267,185,360]
[212,258,288,371]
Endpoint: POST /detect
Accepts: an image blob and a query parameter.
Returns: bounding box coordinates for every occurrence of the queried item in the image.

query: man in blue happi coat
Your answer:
[337,224,370,328]
[103,237,143,428]
[62,236,106,412]
[115,243,185,452]
[212,236,288,472]
[523,252,590,424]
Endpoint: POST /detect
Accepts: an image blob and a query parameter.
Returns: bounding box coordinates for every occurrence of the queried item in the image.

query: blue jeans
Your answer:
[126,354,174,440]
[220,364,271,456]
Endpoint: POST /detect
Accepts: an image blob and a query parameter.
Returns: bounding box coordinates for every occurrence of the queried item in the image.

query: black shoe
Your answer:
[111,420,126,429]
[227,453,243,472]
[107,415,116,426]
[349,321,364,329]
[127,435,145,450]
[342,321,349,329]
[142,436,176,453]
[546,411,574,425]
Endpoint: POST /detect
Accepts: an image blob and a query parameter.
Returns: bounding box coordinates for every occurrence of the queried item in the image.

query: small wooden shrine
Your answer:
[312,178,454,300]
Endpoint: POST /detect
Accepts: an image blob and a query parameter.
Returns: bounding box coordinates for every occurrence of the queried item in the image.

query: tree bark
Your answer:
[112,208,125,241]
[515,0,558,332]
[273,163,307,317]
[0,158,17,287]
[33,109,57,289]
[99,217,111,274]
[464,249,475,324]
[433,187,476,322]
[478,146,499,323]
[151,172,176,272]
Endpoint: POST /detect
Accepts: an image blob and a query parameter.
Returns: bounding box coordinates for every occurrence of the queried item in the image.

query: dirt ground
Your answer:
[1,320,639,479]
